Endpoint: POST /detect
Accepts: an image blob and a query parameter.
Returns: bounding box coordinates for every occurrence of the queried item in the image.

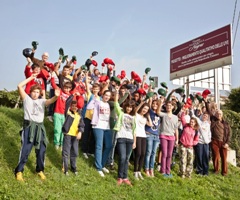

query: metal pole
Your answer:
[214,68,220,109]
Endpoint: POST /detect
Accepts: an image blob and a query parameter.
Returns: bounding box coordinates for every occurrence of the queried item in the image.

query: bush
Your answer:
[0,90,22,108]
[223,110,240,165]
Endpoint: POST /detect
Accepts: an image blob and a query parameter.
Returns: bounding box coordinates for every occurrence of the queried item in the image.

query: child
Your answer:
[51,77,73,149]
[15,74,59,181]
[114,86,136,186]
[158,98,179,178]
[87,90,112,177]
[133,101,152,180]
[62,100,84,175]
[192,111,211,176]
[179,109,199,178]
[144,98,161,177]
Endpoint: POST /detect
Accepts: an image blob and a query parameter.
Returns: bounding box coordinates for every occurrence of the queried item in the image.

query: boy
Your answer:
[62,100,84,175]
[24,58,46,98]
[15,74,60,181]
[51,76,73,149]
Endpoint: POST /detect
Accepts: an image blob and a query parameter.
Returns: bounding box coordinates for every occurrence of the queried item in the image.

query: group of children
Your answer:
[15,49,231,185]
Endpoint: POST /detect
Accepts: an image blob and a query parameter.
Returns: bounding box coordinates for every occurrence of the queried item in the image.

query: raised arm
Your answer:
[45,88,60,107]
[18,74,37,100]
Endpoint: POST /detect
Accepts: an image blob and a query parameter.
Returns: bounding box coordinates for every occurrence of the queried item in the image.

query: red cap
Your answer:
[202,89,211,98]
[121,70,126,79]
[101,63,105,67]
[91,60,98,67]
[103,58,115,66]
[131,71,142,83]
[143,83,149,90]
[137,88,146,96]
[99,75,109,82]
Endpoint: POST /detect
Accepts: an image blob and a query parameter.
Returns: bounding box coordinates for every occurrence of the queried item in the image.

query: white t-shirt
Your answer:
[23,95,46,123]
[135,113,147,138]
[116,113,135,140]
[93,101,110,130]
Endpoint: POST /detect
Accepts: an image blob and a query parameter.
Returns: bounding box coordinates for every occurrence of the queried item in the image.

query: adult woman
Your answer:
[87,90,112,177]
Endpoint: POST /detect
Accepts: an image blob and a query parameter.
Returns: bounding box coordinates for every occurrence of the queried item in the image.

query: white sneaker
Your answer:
[98,171,105,177]
[88,153,95,158]
[157,164,161,171]
[134,172,139,180]
[83,153,89,159]
[138,172,144,180]
[102,167,109,173]
[47,116,53,122]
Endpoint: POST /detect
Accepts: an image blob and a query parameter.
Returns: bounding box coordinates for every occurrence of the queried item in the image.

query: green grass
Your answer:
[0,106,240,200]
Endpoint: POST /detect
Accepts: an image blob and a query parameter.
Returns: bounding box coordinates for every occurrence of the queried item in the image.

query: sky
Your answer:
[0,0,239,91]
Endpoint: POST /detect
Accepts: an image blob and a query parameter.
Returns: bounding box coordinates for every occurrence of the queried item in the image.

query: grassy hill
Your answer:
[0,106,240,200]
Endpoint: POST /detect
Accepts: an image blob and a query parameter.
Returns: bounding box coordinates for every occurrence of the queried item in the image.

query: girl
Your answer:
[179,108,199,178]
[133,101,152,180]
[87,90,112,177]
[192,111,211,176]
[114,86,136,186]
[144,99,161,177]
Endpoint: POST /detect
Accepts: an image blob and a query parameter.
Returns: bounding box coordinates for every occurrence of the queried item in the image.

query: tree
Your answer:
[224,87,240,113]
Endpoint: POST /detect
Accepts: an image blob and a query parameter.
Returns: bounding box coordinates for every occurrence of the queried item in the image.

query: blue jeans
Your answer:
[145,134,160,170]
[93,128,112,171]
[107,130,117,165]
[117,138,133,179]
[195,143,209,175]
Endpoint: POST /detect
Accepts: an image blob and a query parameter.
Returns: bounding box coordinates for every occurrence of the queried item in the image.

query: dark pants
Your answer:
[134,137,146,172]
[47,88,55,117]
[211,139,228,175]
[15,126,46,173]
[117,138,133,179]
[195,143,209,175]
[62,135,79,173]
[81,118,95,154]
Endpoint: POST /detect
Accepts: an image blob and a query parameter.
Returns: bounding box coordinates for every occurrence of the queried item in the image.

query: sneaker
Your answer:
[163,173,172,178]
[145,170,150,177]
[64,172,69,176]
[117,178,123,186]
[138,172,144,180]
[16,172,24,181]
[134,172,139,180]
[88,153,95,158]
[168,174,173,178]
[55,145,59,150]
[181,175,185,179]
[123,179,132,186]
[102,167,109,174]
[83,153,89,159]
[37,171,46,180]
[47,116,53,122]
[149,169,154,177]
[109,164,115,170]
[98,171,105,177]
[74,171,78,176]
[157,164,161,171]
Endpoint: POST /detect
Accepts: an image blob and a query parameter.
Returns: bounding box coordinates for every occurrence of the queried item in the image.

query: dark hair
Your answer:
[63,65,71,69]
[103,90,111,96]
[63,82,72,88]
[92,83,100,89]
[30,84,42,94]
[122,100,136,116]
[71,100,77,105]
[31,63,40,70]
